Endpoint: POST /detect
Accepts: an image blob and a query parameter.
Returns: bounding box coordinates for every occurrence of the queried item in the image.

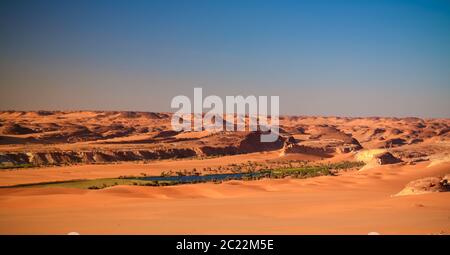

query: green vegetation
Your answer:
[268,165,331,178]
[2,161,365,190]
[2,178,178,189]
[241,161,364,180]
[328,161,365,170]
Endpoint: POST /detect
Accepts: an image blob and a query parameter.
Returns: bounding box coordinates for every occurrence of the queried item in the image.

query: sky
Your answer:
[0,0,449,117]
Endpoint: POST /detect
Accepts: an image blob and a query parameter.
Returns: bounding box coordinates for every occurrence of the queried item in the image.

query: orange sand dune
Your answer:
[1,111,449,234]
[0,161,449,234]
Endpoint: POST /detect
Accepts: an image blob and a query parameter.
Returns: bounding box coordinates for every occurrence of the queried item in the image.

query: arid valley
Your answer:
[0,110,449,234]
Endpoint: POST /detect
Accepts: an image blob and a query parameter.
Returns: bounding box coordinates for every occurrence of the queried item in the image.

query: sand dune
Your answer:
[0,162,449,234]
[0,111,449,234]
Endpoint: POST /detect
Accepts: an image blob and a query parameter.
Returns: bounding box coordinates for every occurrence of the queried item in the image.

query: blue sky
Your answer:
[1,0,449,117]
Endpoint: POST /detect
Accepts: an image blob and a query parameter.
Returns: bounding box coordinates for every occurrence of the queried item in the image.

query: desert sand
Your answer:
[0,111,449,234]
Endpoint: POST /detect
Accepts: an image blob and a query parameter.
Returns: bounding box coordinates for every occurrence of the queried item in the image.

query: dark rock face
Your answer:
[2,124,36,135]
[383,138,406,148]
[350,138,363,150]
[200,146,239,156]
[36,111,54,116]
[153,130,180,138]
[283,143,333,156]
[0,148,199,167]
[238,131,286,153]
[409,138,423,144]
[376,152,403,165]
[438,127,450,136]
[397,175,450,196]
[373,128,386,135]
